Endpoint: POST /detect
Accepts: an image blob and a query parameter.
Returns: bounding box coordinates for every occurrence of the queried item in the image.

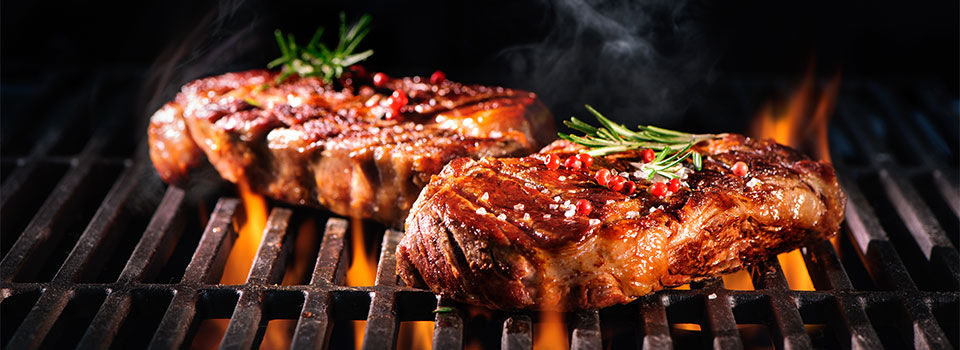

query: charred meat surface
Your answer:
[397,135,846,310]
[148,70,553,227]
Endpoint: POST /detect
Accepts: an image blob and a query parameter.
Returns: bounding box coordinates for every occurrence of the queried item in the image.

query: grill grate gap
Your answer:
[0,289,41,347]
[911,173,960,248]
[18,161,124,282]
[108,288,174,350]
[864,298,914,349]
[856,173,947,290]
[929,297,960,349]
[0,161,69,258]
[38,289,107,349]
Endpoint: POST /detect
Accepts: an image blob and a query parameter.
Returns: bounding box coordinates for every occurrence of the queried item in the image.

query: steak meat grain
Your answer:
[398,135,846,310]
[148,70,552,227]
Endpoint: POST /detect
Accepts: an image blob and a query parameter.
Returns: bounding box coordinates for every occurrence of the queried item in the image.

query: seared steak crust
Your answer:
[398,135,846,310]
[148,70,553,226]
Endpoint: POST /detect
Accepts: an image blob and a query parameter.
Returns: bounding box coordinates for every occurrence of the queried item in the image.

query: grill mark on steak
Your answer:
[398,135,846,310]
[148,70,553,226]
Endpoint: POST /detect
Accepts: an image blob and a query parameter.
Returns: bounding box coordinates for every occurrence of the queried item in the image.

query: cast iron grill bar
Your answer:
[5,158,154,349]
[361,228,403,350]
[221,208,294,349]
[77,187,187,349]
[836,169,918,290]
[148,198,239,349]
[291,218,347,350]
[0,84,92,207]
[639,294,673,349]
[0,77,957,349]
[501,315,533,349]
[697,278,744,349]
[837,100,959,287]
[752,261,814,349]
[797,240,884,348]
[570,309,601,350]
[432,296,463,349]
[802,241,854,290]
[0,99,136,282]
[116,187,188,284]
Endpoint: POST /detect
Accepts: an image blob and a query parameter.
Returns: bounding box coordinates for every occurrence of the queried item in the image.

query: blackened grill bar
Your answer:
[0,74,958,350]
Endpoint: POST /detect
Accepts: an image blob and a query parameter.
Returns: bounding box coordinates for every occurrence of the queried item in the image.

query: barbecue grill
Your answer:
[0,65,956,349]
[2,0,959,347]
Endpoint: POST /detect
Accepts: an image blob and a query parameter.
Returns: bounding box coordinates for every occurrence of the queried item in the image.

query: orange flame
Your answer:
[534,311,568,350]
[721,269,755,290]
[750,64,841,163]
[750,62,842,291]
[346,218,378,348]
[397,321,434,349]
[221,180,268,285]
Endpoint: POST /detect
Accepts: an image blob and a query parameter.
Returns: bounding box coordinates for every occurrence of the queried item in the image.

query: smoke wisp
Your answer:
[499,0,717,127]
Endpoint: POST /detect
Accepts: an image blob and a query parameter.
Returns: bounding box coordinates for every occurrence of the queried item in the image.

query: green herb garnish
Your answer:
[433,307,454,314]
[558,105,715,157]
[268,12,374,84]
[559,105,715,179]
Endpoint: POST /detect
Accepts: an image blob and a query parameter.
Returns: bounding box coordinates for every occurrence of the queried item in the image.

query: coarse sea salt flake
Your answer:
[523,213,531,220]
[497,213,507,220]
[481,192,489,201]
[626,211,639,218]
[605,200,615,205]
[475,208,487,215]
[549,204,559,210]
[746,177,762,188]
[558,176,566,181]
[589,218,600,226]
[564,209,576,218]
[514,203,525,211]
[544,214,552,219]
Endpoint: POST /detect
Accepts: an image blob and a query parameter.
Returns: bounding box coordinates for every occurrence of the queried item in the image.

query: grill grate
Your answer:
[0,69,957,349]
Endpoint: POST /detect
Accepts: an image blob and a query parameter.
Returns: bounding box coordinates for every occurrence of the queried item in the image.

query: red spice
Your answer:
[731,161,749,177]
[667,178,681,192]
[608,176,626,192]
[564,156,582,169]
[594,169,611,186]
[373,72,388,87]
[544,154,561,170]
[349,65,367,78]
[430,70,446,84]
[577,153,594,168]
[640,149,656,163]
[389,89,408,111]
[622,180,637,195]
[650,182,668,197]
[575,199,592,216]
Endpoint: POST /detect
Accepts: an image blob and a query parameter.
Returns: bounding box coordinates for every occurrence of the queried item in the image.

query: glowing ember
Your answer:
[534,311,568,350]
[750,61,841,291]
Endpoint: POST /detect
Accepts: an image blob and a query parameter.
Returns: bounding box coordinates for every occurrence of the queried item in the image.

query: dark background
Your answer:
[2,0,958,131]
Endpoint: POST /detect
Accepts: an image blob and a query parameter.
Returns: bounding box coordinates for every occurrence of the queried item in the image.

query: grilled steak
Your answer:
[148,70,553,226]
[397,135,846,310]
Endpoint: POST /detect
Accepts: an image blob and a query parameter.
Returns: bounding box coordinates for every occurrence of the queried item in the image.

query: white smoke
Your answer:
[499,0,717,127]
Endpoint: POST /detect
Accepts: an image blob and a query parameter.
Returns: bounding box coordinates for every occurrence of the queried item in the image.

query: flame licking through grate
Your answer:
[750,62,843,291]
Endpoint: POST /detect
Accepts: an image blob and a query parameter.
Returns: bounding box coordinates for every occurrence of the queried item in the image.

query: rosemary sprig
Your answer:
[559,105,714,179]
[558,105,715,157]
[629,144,700,180]
[267,13,374,84]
